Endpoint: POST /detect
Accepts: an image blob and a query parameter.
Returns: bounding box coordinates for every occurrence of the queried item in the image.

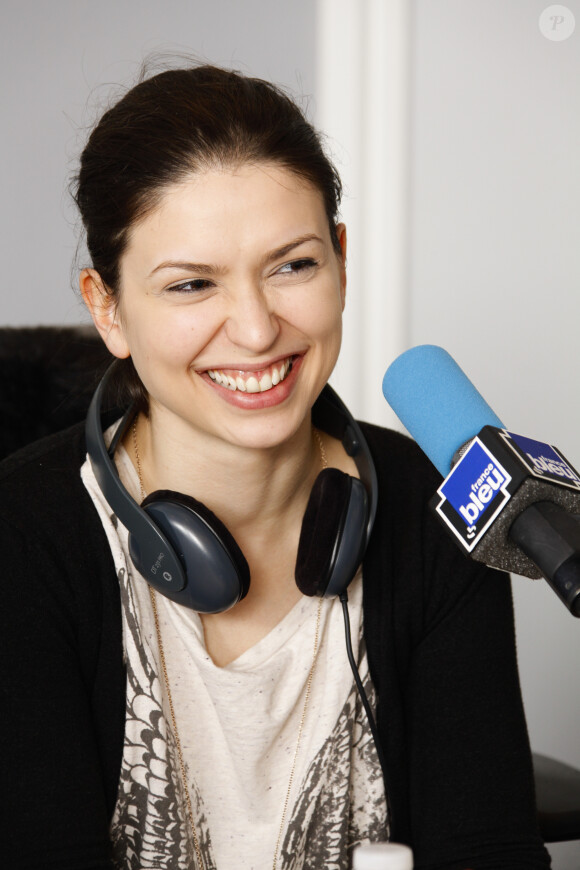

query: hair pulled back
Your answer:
[73,64,343,409]
[74,64,342,294]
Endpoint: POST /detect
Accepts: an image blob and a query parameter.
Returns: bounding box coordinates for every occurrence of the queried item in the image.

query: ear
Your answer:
[335,223,347,310]
[79,269,130,359]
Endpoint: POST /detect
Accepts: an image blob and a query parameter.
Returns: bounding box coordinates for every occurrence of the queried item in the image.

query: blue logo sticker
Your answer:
[435,439,512,550]
[505,432,580,490]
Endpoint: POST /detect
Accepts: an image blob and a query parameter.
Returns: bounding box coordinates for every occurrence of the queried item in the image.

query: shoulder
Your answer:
[0,420,87,475]
[0,421,122,687]
[359,421,440,484]
[359,417,488,567]
[359,420,503,638]
[0,423,94,536]
[359,420,443,532]
[0,423,116,604]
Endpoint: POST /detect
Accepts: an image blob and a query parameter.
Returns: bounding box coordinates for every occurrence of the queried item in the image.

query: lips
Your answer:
[206,356,293,393]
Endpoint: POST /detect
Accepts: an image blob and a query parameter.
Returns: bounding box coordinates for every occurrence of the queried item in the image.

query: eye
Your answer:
[166,278,215,294]
[275,258,318,277]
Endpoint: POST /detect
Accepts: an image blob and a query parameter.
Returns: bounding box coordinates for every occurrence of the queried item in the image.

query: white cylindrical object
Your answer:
[353,842,414,870]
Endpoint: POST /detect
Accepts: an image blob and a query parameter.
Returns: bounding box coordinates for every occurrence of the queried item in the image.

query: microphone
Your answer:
[382,345,580,617]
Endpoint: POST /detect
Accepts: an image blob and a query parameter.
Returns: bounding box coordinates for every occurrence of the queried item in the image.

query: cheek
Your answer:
[296,284,344,340]
[119,305,212,368]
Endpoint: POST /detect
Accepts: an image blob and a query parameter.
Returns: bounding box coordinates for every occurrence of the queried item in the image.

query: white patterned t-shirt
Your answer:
[81,433,389,870]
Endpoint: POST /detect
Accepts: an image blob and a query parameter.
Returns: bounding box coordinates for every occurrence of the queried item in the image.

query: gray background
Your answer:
[2,1,579,863]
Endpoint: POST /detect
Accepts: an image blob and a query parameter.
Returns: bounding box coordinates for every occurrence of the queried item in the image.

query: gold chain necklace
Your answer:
[132,421,327,870]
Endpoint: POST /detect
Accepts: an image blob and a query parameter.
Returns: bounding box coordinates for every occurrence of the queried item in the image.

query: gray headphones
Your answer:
[86,366,377,612]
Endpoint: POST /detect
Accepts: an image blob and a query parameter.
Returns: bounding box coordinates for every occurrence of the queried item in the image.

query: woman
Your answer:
[0,64,550,869]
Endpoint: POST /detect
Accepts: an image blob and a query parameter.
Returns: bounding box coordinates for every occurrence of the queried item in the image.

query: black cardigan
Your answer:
[0,422,550,869]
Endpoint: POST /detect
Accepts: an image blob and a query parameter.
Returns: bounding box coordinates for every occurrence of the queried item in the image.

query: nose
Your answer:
[224,284,280,353]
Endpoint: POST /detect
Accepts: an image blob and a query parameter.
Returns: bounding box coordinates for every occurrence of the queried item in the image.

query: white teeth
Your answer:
[207,357,292,393]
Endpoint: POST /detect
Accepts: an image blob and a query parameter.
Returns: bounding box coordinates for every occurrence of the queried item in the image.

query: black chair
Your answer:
[0,324,111,461]
[534,752,580,844]
[1,326,580,848]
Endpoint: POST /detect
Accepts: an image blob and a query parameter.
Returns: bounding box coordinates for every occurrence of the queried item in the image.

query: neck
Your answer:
[129,410,325,537]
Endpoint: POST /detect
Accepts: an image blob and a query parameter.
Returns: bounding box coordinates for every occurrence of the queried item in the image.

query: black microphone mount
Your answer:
[431,425,580,617]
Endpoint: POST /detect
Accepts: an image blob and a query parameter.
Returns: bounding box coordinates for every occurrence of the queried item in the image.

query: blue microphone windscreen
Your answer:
[382,345,505,477]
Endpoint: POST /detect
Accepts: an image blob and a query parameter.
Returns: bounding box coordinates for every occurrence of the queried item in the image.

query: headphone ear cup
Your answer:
[296,468,368,598]
[136,490,250,613]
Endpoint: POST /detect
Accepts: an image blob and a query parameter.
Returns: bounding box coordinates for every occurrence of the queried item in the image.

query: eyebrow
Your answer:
[147,233,324,278]
[264,234,324,264]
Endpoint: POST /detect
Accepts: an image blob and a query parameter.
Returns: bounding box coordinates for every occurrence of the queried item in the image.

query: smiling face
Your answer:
[85,163,346,454]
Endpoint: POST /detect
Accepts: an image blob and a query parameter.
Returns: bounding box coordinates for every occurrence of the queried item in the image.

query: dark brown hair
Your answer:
[73,63,343,409]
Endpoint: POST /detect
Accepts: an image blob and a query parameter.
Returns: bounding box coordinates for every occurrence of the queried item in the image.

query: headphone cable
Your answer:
[339,590,391,825]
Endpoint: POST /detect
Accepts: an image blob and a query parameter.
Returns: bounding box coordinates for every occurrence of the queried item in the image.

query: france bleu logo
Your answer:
[502,432,580,491]
[434,438,512,551]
